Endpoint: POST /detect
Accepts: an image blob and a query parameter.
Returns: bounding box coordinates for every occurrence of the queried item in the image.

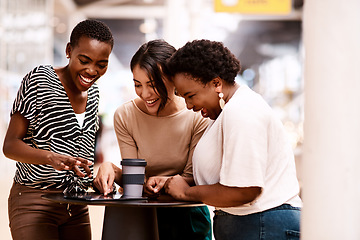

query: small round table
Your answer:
[42,193,204,240]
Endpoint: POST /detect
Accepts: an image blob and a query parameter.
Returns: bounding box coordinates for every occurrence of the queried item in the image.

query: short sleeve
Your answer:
[181,112,210,178]
[11,68,38,121]
[219,100,269,188]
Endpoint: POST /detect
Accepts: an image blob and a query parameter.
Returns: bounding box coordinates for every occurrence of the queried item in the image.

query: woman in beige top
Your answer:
[94,39,212,240]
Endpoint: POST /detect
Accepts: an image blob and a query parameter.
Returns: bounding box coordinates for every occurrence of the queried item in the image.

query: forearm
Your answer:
[184,183,261,208]
[2,112,50,165]
[3,137,91,177]
[3,112,91,177]
[3,138,51,165]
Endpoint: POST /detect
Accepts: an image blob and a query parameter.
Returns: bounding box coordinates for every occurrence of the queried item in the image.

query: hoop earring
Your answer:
[219,92,225,109]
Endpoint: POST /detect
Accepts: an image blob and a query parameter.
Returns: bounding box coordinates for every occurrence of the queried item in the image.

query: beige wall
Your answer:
[301,0,360,239]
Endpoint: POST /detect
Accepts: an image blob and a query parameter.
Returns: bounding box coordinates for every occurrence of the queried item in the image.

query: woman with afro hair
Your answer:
[164,39,302,240]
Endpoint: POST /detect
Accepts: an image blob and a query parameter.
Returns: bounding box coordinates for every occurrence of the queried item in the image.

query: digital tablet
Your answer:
[64,192,148,201]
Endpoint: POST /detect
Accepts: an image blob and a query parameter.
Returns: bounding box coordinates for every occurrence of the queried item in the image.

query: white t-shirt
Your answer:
[193,85,302,216]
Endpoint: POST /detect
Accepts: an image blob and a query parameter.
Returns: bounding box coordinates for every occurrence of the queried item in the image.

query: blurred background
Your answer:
[0,0,304,239]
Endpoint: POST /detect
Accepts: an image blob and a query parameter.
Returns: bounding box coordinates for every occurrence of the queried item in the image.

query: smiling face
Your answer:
[133,64,166,116]
[66,36,112,92]
[173,73,222,120]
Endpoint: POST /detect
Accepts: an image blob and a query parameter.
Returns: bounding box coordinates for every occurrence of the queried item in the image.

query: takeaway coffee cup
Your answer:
[121,158,147,197]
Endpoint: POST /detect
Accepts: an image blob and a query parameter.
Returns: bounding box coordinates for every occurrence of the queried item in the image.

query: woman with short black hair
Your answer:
[3,19,113,240]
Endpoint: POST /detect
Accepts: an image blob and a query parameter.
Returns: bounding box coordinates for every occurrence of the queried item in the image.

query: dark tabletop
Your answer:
[42,192,205,208]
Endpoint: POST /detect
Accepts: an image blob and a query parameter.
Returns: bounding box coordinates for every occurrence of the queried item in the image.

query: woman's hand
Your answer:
[164,174,191,201]
[93,162,119,196]
[144,176,170,198]
[47,152,92,177]
[166,178,262,207]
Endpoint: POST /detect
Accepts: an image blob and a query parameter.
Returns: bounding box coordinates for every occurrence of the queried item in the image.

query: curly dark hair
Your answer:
[70,19,114,49]
[166,39,241,85]
[130,39,176,114]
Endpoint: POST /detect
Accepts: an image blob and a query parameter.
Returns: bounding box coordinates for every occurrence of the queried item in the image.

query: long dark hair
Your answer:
[130,39,176,114]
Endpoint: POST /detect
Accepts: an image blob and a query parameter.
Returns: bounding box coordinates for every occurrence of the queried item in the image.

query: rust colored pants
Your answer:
[8,182,91,240]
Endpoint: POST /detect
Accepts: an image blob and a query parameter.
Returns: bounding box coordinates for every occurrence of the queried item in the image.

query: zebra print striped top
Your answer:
[11,65,99,189]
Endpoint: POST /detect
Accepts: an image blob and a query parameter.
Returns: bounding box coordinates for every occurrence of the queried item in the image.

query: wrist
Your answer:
[184,186,198,202]
[113,164,122,184]
[44,150,54,166]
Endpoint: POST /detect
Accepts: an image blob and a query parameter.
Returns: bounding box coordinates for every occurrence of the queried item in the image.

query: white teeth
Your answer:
[80,75,94,83]
[146,99,157,104]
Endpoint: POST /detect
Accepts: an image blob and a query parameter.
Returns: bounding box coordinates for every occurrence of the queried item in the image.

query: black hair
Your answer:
[130,39,176,114]
[70,19,114,49]
[166,39,241,85]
